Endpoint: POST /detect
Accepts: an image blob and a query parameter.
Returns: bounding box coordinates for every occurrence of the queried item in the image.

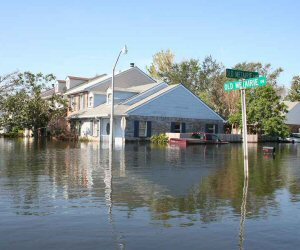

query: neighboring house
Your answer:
[40,77,92,134]
[284,101,300,133]
[41,79,68,100]
[66,65,225,143]
[0,111,7,134]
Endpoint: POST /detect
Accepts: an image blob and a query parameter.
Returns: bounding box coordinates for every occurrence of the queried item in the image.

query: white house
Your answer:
[65,66,225,143]
[284,101,300,133]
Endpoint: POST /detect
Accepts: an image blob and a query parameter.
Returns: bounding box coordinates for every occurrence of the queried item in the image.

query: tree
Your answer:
[229,85,289,137]
[164,59,202,92]
[147,51,288,136]
[0,71,22,107]
[0,71,20,95]
[0,72,67,137]
[227,62,289,137]
[286,75,300,101]
[147,53,236,118]
[147,49,175,80]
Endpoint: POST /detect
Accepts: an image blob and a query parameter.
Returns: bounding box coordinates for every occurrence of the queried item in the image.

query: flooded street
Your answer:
[0,138,300,249]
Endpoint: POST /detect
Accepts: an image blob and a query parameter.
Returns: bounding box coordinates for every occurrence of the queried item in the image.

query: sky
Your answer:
[0,0,299,87]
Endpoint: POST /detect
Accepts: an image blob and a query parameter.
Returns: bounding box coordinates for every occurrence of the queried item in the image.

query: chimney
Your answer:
[130,63,135,68]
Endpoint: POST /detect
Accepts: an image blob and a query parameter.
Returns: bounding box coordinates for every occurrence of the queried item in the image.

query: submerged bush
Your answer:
[150,134,169,144]
[3,128,24,138]
[79,137,92,142]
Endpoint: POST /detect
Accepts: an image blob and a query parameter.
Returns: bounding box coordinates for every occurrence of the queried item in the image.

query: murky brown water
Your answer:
[0,138,299,249]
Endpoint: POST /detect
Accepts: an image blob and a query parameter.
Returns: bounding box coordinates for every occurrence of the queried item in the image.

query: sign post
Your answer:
[225,69,266,179]
[240,88,249,177]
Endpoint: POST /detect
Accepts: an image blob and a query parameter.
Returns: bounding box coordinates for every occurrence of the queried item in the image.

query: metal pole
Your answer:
[241,88,249,178]
[109,69,115,149]
[109,50,122,149]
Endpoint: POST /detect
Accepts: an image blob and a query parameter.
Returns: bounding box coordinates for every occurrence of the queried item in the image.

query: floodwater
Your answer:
[0,138,299,250]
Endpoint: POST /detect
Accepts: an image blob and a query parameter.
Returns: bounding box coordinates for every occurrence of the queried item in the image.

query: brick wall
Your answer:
[125,115,224,139]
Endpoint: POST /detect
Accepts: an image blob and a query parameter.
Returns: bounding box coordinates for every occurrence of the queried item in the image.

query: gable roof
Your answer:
[41,88,55,98]
[69,84,225,122]
[67,76,90,81]
[65,67,156,96]
[127,84,225,121]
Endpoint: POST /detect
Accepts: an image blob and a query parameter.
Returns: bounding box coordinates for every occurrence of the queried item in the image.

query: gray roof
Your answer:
[285,101,300,125]
[69,84,178,119]
[41,88,55,99]
[65,67,156,96]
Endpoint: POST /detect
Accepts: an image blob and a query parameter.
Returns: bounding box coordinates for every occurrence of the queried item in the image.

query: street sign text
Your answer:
[224,76,267,92]
[226,69,259,79]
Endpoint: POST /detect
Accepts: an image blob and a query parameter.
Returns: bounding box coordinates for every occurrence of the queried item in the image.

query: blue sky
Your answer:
[0,0,299,87]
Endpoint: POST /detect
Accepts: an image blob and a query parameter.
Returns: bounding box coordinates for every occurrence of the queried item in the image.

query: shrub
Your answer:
[79,137,91,142]
[150,134,169,144]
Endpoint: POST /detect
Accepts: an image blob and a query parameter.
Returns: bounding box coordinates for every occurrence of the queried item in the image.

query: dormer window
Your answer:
[106,88,112,104]
[71,96,76,110]
[88,96,93,108]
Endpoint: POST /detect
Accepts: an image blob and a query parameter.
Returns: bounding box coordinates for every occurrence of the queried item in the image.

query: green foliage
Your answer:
[147,49,175,80]
[147,52,238,118]
[229,85,289,137]
[147,51,289,137]
[150,134,169,144]
[0,72,67,136]
[286,75,300,101]
[3,128,24,138]
[79,137,92,142]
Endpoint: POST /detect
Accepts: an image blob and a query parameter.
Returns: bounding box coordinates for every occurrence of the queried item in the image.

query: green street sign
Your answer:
[224,76,267,92]
[226,69,259,79]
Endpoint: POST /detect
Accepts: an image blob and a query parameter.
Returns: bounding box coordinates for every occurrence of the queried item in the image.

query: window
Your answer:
[71,96,76,110]
[106,123,110,135]
[134,121,152,138]
[90,120,94,135]
[205,124,218,134]
[171,122,186,133]
[80,95,84,110]
[139,121,147,137]
[88,96,93,108]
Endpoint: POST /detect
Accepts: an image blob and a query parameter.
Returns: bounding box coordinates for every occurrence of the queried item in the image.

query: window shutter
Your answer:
[146,121,152,137]
[170,122,175,132]
[134,121,139,137]
[214,124,219,134]
[181,123,186,133]
[205,124,210,133]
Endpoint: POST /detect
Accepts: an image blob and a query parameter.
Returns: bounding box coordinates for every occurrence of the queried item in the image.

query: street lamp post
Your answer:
[109,45,128,149]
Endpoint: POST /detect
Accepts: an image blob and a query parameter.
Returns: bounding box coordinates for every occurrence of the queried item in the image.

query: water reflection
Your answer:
[1,139,300,249]
[1,140,300,219]
[239,176,248,250]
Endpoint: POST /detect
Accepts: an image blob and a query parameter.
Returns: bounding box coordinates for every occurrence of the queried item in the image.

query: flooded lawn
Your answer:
[0,138,300,249]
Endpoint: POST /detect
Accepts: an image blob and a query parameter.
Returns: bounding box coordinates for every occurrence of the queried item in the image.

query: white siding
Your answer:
[55,81,66,93]
[100,118,123,142]
[128,85,223,121]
